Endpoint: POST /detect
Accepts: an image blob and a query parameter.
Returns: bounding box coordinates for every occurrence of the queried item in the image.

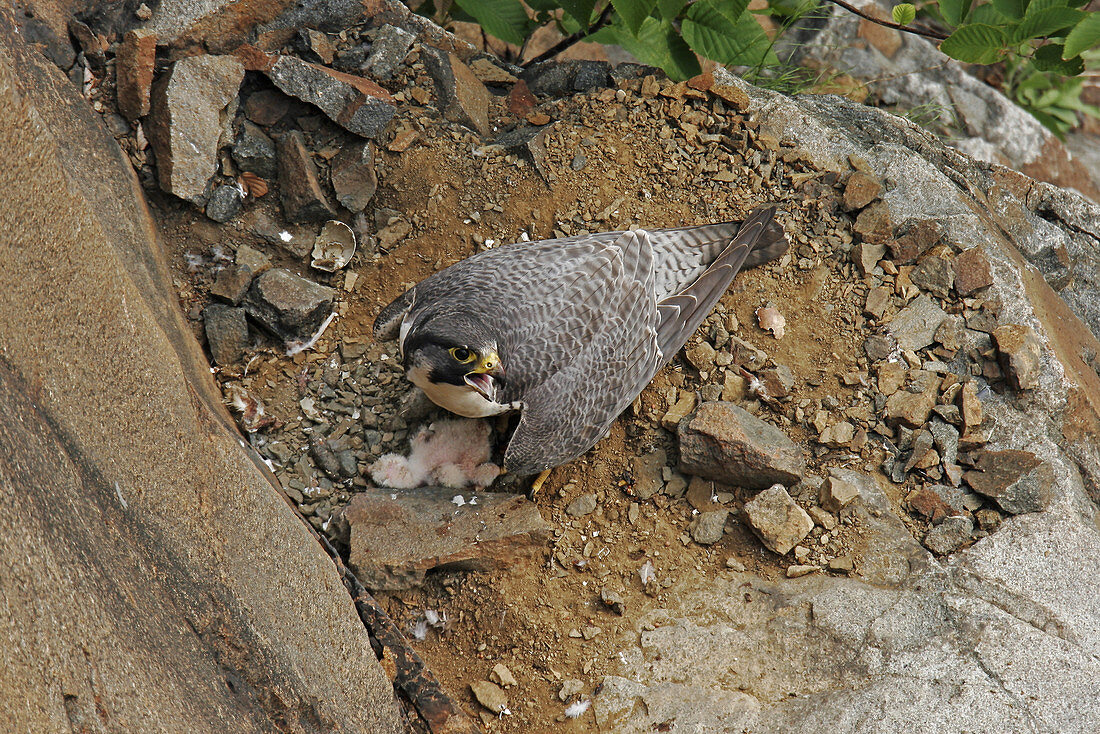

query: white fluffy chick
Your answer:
[370,418,501,489]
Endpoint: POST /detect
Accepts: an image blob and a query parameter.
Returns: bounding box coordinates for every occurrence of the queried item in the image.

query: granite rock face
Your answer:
[0,20,402,732]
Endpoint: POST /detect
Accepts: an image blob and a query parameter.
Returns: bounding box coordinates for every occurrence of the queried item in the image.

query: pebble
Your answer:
[558,679,584,702]
[725,557,746,571]
[887,294,948,352]
[742,484,814,556]
[786,564,818,578]
[924,515,973,555]
[819,474,860,512]
[471,680,509,714]
[689,509,729,545]
[992,324,1041,390]
[565,494,597,517]
[600,587,625,615]
[491,663,518,688]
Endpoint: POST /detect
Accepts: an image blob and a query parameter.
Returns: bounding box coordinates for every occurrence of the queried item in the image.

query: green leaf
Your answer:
[892,3,916,24]
[1023,0,1070,14]
[939,24,1007,63]
[1013,7,1084,41]
[612,0,658,35]
[1032,43,1085,73]
[712,0,751,21]
[1064,12,1100,58]
[682,0,776,67]
[452,0,530,44]
[592,17,701,78]
[992,0,1029,19]
[656,0,689,19]
[970,4,1010,24]
[560,0,598,27]
[938,0,970,26]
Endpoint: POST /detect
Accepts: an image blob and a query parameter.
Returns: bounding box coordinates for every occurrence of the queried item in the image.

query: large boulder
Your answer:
[0,13,402,732]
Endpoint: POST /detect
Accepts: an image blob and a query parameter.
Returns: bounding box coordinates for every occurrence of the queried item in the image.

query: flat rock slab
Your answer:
[964,449,1054,514]
[243,268,335,341]
[679,401,805,489]
[343,488,549,590]
[265,55,395,138]
[421,46,491,136]
[886,293,947,352]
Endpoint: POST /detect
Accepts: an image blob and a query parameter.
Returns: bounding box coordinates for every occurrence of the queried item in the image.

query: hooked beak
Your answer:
[464,351,503,400]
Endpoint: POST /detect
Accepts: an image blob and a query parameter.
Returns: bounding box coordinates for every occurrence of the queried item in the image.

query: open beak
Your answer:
[464,351,503,400]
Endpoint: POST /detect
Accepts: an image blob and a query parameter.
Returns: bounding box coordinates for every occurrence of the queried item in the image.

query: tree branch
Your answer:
[822,0,950,41]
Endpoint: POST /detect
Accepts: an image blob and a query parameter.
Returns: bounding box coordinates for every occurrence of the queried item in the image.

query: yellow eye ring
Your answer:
[449,347,476,364]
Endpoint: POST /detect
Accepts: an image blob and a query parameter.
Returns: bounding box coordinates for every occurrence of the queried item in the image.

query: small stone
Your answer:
[471,680,509,714]
[205,183,244,222]
[992,324,1042,390]
[924,515,973,555]
[310,440,344,480]
[928,419,959,466]
[728,336,768,370]
[819,474,859,512]
[964,450,1054,514]
[565,493,597,517]
[686,341,717,371]
[864,287,891,319]
[364,24,416,80]
[934,315,965,351]
[974,508,1002,532]
[864,333,897,361]
[242,268,335,342]
[742,484,814,556]
[725,556,746,571]
[853,201,892,245]
[760,366,794,398]
[685,476,716,511]
[116,29,157,121]
[662,392,697,430]
[828,555,854,573]
[148,55,245,203]
[526,112,551,125]
[331,141,377,213]
[558,679,584,702]
[818,421,856,448]
[954,245,994,296]
[884,390,936,429]
[876,362,907,395]
[277,131,336,222]
[887,294,948,352]
[265,56,395,138]
[889,219,943,264]
[209,263,255,304]
[807,505,837,530]
[690,509,729,545]
[583,625,602,640]
[301,29,335,64]
[906,488,953,523]
[933,403,962,425]
[632,449,666,500]
[470,58,518,84]
[600,587,625,615]
[244,89,292,126]
[494,124,553,180]
[910,253,955,299]
[421,47,492,136]
[721,372,747,401]
[571,153,587,171]
[679,402,805,490]
[235,244,272,275]
[490,663,518,688]
[853,242,885,277]
[786,564,818,578]
[232,120,278,179]
[203,304,249,365]
[958,381,984,434]
[843,171,883,211]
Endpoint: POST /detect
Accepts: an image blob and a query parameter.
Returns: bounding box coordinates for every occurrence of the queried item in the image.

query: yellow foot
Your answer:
[528,469,552,499]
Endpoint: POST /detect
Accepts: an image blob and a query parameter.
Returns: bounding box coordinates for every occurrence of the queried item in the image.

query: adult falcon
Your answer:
[374,206,787,477]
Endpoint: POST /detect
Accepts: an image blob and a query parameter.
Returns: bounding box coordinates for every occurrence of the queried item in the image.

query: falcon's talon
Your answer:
[374,207,787,475]
[528,469,552,499]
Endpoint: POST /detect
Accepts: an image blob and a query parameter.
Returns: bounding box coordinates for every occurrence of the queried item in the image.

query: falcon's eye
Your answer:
[449,347,475,364]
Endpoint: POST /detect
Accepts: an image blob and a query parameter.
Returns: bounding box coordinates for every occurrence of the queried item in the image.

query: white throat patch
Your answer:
[407,365,515,418]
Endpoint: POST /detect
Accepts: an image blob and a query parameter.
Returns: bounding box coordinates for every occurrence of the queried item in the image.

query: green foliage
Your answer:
[430,0,1100,134]
[892,4,916,26]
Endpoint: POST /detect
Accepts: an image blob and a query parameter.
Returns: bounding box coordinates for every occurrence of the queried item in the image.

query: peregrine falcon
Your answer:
[374,206,787,476]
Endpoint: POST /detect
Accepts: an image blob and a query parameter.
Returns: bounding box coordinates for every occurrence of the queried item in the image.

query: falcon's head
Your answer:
[401,315,506,413]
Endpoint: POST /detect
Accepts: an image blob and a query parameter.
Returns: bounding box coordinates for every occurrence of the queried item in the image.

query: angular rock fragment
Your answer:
[632,449,666,500]
[210,263,255,304]
[471,680,509,714]
[884,389,935,428]
[364,24,416,80]
[888,219,943,263]
[203,304,249,365]
[864,286,891,319]
[854,242,885,276]
[116,29,157,121]
[957,381,983,434]
[342,488,548,589]
[148,54,245,203]
[232,121,278,179]
[242,268,335,342]
[964,449,1054,514]
[679,402,805,489]
[742,484,813,555]
[690,510,728,545]
[954,245,993,296]
[842,171,882,211]
[330,141,377,213]
[235,244,272,275]
[819,474,859,512]
[853,200,892,245]
[818,421,855,448]
[907,488,953,523]
[494,124,553,180]
[565,493,596,516]
[277,131,336,222]
[205,183,243,222]
[887,294,948,352]
[864,333,897,361]
[265,56,396,138]
[421,46,491,135]
[923,515,973,555]
[910,252,955,299]
[992,324,1042,390]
